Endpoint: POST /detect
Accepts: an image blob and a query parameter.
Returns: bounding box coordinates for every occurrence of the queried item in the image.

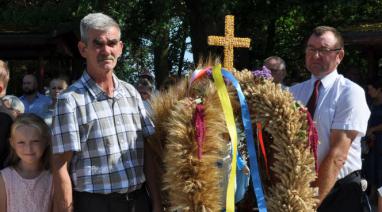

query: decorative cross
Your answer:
[208,15,251,71]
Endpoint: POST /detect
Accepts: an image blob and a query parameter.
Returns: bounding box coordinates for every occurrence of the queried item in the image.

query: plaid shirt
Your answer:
[52,71,154,194]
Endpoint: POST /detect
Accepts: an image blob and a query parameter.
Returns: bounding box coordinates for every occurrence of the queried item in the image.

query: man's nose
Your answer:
[100,44,112,54]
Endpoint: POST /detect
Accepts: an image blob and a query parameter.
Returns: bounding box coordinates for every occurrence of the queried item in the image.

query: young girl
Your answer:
[0,114,53,212]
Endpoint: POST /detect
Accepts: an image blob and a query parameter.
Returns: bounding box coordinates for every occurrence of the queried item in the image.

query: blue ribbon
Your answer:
[221,70,267,212]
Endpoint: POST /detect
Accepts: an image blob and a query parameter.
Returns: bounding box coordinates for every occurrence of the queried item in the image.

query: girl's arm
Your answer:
[0,174,7,212]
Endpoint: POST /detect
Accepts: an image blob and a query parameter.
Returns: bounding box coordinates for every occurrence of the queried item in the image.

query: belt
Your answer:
[335,170,361,187]
[109,186,145,200]
[74,186,145,201]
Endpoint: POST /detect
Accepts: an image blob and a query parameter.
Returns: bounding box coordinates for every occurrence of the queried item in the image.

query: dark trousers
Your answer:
[73,186,151,212]
[317,171,370,212]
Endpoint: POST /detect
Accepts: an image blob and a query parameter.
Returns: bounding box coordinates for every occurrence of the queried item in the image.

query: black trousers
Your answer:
[73,186,151,212]
[317,171,370,212]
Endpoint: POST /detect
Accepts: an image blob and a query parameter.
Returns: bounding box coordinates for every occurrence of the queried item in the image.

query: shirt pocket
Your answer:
[317,105,335,132]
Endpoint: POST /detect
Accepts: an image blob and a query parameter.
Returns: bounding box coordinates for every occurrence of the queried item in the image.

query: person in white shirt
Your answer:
[290,26,370,212]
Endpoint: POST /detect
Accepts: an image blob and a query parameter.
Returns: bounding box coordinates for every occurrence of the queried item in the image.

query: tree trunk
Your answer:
[265,18,276,58]
[153,28,170,88]
[185,0,224,64]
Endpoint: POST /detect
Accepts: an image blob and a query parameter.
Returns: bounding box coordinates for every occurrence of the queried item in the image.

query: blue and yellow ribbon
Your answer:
[221,69,267,212]
[189,65,267,212]
[211,64,238,212]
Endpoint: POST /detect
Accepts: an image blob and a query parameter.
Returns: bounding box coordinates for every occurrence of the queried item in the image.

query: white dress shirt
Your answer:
[290,70,370,179]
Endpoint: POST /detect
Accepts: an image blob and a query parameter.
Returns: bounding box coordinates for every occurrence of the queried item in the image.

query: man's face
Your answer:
[22,75,37,95]
[78,27,123,75]
[305,31,344,78]
[265,59,285,84]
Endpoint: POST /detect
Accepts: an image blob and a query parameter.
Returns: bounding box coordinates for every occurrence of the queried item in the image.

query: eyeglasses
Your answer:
[305,47,342,56]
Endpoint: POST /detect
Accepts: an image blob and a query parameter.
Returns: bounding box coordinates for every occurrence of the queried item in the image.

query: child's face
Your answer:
[49,80,67,100]
[10,125,46,166]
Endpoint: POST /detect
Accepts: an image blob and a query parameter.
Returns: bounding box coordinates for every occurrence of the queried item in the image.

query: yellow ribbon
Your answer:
[212,64,237,212]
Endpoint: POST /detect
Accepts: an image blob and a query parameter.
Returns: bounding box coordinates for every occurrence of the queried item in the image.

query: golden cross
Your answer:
[208,15,251,71]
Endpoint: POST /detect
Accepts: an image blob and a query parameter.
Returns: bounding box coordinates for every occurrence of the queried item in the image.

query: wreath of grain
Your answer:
[148,68,318,211]
[234,69,318,212]
[149,79,227,211]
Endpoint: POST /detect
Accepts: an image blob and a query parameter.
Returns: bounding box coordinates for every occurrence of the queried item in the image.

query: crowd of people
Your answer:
[0,12,379,212]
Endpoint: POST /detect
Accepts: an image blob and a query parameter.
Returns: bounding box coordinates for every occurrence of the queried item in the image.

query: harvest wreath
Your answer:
[146,15,317,212]
[147,65,317,212]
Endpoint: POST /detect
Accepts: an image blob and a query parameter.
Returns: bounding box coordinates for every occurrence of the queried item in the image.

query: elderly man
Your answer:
[290,26,370,211]
[51,13,160,212]
[264,56,287,87]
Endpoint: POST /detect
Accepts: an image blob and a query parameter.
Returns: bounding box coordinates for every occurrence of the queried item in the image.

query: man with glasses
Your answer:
[290,26,370,211]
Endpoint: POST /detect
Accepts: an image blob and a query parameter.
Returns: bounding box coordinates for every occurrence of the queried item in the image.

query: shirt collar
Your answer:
[36,93,45,98]
[81,70,123,100]
[20,92,44,100]
[310,70,338,90]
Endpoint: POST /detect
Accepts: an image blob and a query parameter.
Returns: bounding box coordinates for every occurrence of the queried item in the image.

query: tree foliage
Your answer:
[1,0,381,86]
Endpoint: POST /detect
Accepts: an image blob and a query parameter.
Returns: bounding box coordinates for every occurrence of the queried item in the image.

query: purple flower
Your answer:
[252,66,273,80]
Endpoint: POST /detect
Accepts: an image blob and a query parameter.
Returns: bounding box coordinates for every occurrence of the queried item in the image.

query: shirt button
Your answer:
[106,140,113,147]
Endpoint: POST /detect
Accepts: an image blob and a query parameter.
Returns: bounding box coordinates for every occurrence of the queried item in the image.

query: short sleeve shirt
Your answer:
[290,70,370,179]
[52,71,155,194]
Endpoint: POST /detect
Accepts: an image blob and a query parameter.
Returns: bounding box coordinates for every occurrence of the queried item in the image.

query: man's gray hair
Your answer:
[2,95,25,113]
[80,13,121,43]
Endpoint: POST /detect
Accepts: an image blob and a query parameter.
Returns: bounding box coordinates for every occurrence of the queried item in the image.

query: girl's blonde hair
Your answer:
[7,114,52,170]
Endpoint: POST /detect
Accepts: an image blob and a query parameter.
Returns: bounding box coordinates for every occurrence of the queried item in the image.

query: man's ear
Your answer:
[119,41,124,50]
[0,84,4,97]
[78,41,87,58]
[338,49,345,61]
[116,41,124,58]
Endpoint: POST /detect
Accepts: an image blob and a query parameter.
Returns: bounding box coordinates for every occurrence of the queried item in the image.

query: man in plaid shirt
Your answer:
[51,13,161,212]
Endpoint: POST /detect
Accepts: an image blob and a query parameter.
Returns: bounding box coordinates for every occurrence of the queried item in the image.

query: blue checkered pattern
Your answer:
[52,71,154,194]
